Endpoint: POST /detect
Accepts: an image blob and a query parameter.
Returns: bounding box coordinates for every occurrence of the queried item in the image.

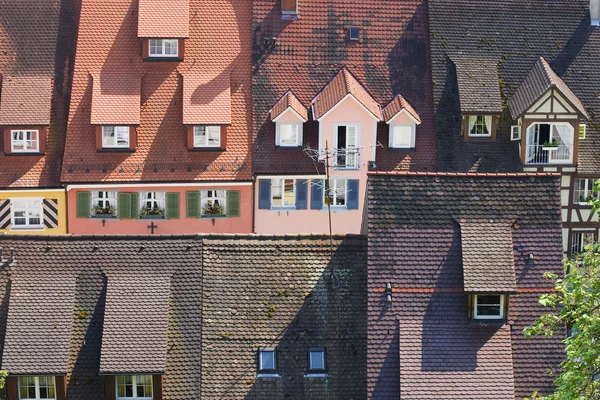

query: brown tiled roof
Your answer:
[182,71,231,125]
[62,0,252,182]
[367,174,565,398]
[253,0,437,174]
[0,76,53,125]
[460,221,517,293]
[138,0,189,38]
[1,269,76,375]
[270,90,308,121]
[453,58,503,114]
[91,73,141,125]
[312,67,381,120]
[0,0,75,187]
[382,94,421,124]
[509,57,589,120]
[100,274,171,375]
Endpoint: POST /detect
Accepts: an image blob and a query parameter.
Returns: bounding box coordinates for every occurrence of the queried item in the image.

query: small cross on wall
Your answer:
[147,221,158,234]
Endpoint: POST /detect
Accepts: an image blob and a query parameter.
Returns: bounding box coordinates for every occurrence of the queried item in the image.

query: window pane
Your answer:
[207,126,220,146]
[194,126,207,146]
[271,179,282,206]
[392,125,412,147]
[280,124,298,145]
[19,376,36,399]
[261,350,275,370]
[334,179,346,206]
[310,350,325,370]
[283,179,294,206]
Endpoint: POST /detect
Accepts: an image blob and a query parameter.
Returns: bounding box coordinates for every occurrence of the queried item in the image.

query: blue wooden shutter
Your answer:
[311,179,323,210]
[259,180,271,209]
[347,179,359,210]
[295,179,308,210]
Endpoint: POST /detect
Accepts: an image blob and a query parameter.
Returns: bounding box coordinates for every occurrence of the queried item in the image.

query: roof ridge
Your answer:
[368,171,561,177]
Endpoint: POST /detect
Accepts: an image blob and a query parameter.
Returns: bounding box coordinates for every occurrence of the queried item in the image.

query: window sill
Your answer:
[10,226,44,231]
[304,373,328,378]
[270,207,296,211]
[275,145,302,150]
[200,214,227,219]
[90,215,118,219]
[96,148,135,153]
[387,147,415,152]
[188,147,226,152]
[469,319,506,328]
[257,373,280,378]
[5,152,44,156]
[143,57,183,62]
[139,215,166,220]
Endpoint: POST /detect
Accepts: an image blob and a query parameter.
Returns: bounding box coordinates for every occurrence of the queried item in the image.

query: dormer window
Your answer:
[276,122,302,147]
[149,39,178,58]
[102,126,130,148]
[11,129,39,152]
[473,294,506,320]
[468,115,492,137]
[389,124,415,149]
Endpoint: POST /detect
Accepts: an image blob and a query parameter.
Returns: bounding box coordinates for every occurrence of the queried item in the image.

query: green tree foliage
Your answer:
[524,245,600,399]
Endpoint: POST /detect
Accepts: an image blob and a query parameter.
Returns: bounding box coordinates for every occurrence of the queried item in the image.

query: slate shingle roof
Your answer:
[460,221,517,293]
[0,76,53,126]
[0,234,367,400]
[509,56,589,119]
[428,0,600,173]
[0,0,76,187]
[453,58,503,114]
[253,0,437,174]
[137,0,189,38]
[367,173,565,399]
[63,0,252,182]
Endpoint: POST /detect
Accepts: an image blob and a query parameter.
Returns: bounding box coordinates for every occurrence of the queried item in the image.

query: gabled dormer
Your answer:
[382,94,421,150]
[138,0,189,62]
[0,75,52,155]
[91,74,141,152]
[269,90,307,148]
[311,67,381,170]
[453,58,503,142]
[509,57,589,166]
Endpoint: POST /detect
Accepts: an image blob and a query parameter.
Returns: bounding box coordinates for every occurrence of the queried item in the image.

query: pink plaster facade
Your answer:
[255,97,376,234]
[68,184,253,234]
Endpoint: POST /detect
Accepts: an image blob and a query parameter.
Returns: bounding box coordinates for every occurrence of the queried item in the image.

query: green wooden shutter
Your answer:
[117,193,131,219]
[166,192,180,219]
[76,192,91,218]
[227,190,240,217]
[131,192,139,218]
[187,191,200,218]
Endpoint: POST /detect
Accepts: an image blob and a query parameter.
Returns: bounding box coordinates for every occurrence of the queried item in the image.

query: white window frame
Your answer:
[271,178,295,209]
[258,348,277,373]
[324,178,347,209]
[139,191,166,216]
[333,123,360,169]
[572,231,595,255]
[18,376,56,400]
[573,178,599,205]
[389,124,415,148]
[11,198,43,229]
[115,375,153,400]
[276,122,302,147]
[579,123,587,139]
[193,125,221,148]
[473,294,505,319]
[91,191,118,216]
[11,129,39,153]
[148,38,178,58]
[525,122,574,164]
[308,348,326,373]
[468,115,492,137]
[200,189,227,216]
[511,125,521,141]
[102,126,130,148]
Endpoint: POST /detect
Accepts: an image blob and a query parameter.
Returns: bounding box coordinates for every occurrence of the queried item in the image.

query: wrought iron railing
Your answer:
[525,144,573,164]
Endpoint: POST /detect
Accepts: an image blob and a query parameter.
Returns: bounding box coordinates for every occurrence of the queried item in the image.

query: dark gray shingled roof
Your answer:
[100,274,171,375]
[2,269,76,375]
[460,221,517,293]
[509,56,589,120]
[367,172,565,399]
[453,58,503,114]
[429,0,600,173]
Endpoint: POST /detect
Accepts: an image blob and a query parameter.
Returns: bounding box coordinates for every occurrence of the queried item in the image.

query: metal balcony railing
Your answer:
[525,144,573,165]
[333,148,360,169]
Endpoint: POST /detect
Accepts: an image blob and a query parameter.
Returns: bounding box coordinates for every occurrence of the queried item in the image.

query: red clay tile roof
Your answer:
[270,90,308,121]
[138,0,190,38]
[100,274,171,374]
[509,56,589,120]
[91,73,141,125]
[382,94,421,124]
[0,75,52,125]
[460,221,517,293]
[182,70,231,125]
[62,0,252,182]
[453,58,503,114]
[312,67,381,120]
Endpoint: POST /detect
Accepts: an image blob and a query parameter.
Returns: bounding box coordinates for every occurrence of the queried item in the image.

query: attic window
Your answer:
[149,39,178,57]
[281,0,297,15]
[592,0,600,26]
[349,27,359,41]
[258,347,278,375]
[473,294,505,319]
[18,376,56,400]
[468,115,492,137]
